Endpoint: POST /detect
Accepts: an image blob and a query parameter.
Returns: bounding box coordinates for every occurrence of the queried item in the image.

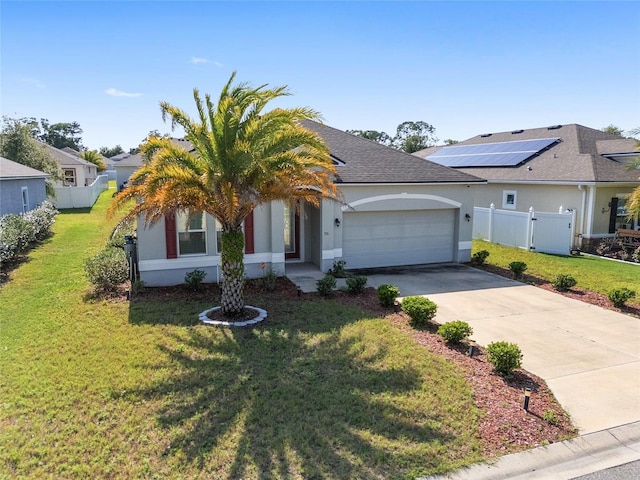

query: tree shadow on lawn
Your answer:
[126,296,471,478]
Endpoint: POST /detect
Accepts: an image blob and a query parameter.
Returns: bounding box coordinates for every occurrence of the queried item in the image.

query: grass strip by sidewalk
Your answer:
[473,240,640,306]
[0,188,484,479]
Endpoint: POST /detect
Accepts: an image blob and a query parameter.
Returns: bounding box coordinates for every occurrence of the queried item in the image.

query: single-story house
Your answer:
[43,144,98,187]
[0,156,49,216]
[414,124,640,250]
[135,121,485,286]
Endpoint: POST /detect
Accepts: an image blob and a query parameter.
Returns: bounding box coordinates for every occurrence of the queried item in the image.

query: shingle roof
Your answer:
[0,156,49,179]
[42,144,94,168]
[417,124,638,183]
[302,120,484,184]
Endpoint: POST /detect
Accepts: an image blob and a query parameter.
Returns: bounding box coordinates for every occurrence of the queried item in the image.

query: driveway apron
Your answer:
[361,264,640,434]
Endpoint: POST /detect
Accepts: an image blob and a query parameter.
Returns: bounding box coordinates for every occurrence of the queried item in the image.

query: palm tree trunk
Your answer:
[220,230,245,316]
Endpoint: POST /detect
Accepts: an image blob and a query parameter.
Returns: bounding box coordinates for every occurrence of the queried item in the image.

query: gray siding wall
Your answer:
[0,178,47,216]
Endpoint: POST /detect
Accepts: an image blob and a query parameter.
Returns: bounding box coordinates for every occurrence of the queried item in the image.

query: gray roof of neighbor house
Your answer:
[0,156,50,179]
[42,143,95,168]
[113,139,195,168]
[414,124,639,183]
[302,120,484,184]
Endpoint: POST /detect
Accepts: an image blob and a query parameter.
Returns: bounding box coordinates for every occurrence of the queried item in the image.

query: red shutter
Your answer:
[244,210,254,254]
[165,213,177,259]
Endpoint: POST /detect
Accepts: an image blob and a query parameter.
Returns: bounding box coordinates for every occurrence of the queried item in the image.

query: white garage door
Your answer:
[342,209,455,269]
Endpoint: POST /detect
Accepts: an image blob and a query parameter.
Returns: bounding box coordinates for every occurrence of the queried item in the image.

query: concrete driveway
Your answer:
[289,263,640,434]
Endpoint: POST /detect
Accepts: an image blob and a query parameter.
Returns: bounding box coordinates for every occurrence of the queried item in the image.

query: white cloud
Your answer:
[191,56,209,64]
[105,88,143,98]
[21,77,45,89]
[213,61,224,67]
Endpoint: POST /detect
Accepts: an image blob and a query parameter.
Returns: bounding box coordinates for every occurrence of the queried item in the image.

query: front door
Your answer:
[284,204,300,259]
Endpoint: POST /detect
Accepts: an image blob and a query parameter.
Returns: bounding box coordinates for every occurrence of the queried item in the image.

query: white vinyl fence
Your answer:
[52,174,109,209]
[473,204,576,255]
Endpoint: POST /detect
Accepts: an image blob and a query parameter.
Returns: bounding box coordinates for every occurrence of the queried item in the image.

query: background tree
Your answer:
[346,129,392,146]
[129,130,172,154]
[444,139,459,145]
[349,121,439,153]
[0,116,63,196]
[79,150,106,171]
[38,119,83,150]
[99,145,124,158]
[393,121,438,153]
[601,124,625,137]
[110,73,339,316]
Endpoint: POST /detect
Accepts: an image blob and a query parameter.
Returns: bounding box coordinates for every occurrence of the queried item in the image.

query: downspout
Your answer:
[577,185,587,249]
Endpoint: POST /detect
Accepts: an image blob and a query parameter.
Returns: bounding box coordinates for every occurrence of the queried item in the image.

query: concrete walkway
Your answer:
[286,263,640,435]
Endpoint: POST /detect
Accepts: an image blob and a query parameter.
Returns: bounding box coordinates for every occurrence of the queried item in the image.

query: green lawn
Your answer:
[472,240,640,306]
[1,188,484,479]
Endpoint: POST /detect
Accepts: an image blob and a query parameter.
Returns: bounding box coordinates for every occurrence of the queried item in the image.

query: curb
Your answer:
[419,421,640,480]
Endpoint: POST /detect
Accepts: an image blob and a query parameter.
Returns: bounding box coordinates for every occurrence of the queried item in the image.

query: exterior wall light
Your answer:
[465,213,471,222]
[334,218,341,227]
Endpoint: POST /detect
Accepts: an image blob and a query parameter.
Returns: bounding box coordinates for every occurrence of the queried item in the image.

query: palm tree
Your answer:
[79,149,106,171]
[110,73,339,316]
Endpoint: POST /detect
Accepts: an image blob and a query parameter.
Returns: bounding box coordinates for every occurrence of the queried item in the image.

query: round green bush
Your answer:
[401,296,437,328]
[316,274,337,296]
[486,341,523,376]
[508,261,528,280]
[552,274,577,292]
[471,249,490,266]
[84,246,129,290]
[377,284,400,307]
[607,287,636,308]
[345,275,367,294]
[437,320,473,344]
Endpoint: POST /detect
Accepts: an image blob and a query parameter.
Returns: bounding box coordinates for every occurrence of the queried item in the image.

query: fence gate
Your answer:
[531,209,575,255]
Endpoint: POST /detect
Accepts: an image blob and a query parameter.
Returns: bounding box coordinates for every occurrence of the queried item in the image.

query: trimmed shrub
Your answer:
[486,341,523,376]
[471,250,490,266]
[607,287,636,308]
[184,269,207,292]
[345,275,367,294]
[438,320,473,344]
[377,284,400,307]
[84,246,129,290]
[328,260,348,278]
[508,261,528,280]
[0,201,57,263]
[402,296,438,328]
[552,274,577,292]
[316,274,336,296]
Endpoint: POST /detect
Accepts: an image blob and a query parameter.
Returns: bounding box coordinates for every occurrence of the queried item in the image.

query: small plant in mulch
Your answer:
[438,320,473,344]
[471,249,490,266]
[552,274,577,292]
[327,260,349,278]
[486,341,523,376]
[345,275,367,294]
[377,284,400,307]
[401,296,437,328]
[184,269,207,292]
[608,287,636,308]
[316,274,337,296]
[508,261,527,280]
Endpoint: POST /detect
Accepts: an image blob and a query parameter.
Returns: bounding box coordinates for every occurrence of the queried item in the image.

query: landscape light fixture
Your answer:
[523,387,532,411]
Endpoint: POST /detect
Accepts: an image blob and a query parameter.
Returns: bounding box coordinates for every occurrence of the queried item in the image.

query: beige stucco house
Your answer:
[134,121,486,286]
[415,124,639,250]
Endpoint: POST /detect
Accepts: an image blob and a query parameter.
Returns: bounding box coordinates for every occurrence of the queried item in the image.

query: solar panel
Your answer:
[427,138,559,167]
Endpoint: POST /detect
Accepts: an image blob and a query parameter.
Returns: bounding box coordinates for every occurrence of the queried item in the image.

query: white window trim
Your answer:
[21,187,29,213]
[502,190,517,210]
[63,168,76,186]
[177,211,207,257]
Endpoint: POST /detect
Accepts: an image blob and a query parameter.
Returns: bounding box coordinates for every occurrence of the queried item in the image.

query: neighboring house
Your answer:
[0,156,49,216]
[112,153,143,190]
[43,144,97,187]
[104,151,131,182]
[415,124,640,250]
[135,121,485,286]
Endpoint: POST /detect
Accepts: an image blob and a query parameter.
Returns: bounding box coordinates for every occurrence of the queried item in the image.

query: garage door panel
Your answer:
[343,210,455,269]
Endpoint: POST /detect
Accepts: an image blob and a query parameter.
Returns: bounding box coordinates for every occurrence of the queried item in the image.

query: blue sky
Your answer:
[2,1,639,151]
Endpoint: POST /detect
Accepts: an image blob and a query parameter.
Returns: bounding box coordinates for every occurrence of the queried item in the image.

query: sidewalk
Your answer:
[419,421,640,480]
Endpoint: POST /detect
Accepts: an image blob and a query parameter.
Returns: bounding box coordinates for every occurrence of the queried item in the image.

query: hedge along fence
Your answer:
[0,201,58,264]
